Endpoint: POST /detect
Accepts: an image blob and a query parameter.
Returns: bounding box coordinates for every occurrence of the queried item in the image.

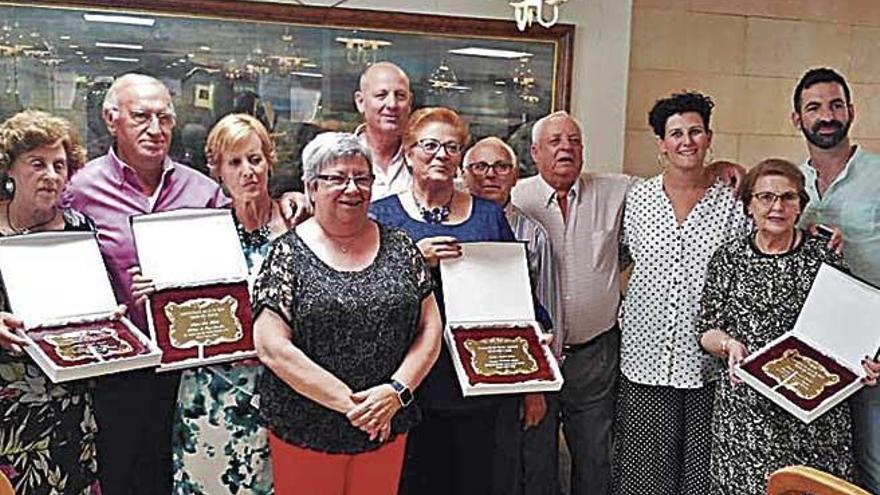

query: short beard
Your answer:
[800,119,850,150]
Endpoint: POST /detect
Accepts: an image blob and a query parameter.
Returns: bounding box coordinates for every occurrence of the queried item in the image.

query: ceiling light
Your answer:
[83,14,155,27]
[448,47,533,59]
[59,35,71,41]
[95,42,143,50]
[290,71,323,78]
[199,46,211,52]
[104,56,140,63]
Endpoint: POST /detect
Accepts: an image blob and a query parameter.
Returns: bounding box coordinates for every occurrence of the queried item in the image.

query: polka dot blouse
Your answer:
[619,175,749,388]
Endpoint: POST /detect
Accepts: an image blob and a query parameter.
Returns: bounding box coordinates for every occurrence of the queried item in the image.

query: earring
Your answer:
[3,177,14,198]
[656,153,667,168]
[705,146,715,166]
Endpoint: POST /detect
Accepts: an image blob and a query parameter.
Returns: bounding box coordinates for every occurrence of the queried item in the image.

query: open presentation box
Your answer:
[0,231,161,382]
[440,242,563,397]
[735,264,880,423]
[132,208,255,372]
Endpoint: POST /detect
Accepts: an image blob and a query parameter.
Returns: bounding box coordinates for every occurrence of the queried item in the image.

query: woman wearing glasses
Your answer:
[613,92,749,495]
[252,132,442,495]
[370,108,521,495]
[698,159,879,494]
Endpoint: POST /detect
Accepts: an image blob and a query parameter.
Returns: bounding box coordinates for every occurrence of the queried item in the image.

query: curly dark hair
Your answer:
[648,91,714,138]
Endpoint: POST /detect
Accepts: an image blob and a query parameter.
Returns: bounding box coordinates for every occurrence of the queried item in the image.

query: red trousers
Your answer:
[268,431,407,495]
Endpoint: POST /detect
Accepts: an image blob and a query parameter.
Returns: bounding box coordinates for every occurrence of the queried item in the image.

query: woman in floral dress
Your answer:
[168,114,287,495]
[0,110,100,494]
[698,159,880,494]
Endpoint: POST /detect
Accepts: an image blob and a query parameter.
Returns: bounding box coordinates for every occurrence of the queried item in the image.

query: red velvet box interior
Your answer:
[451,325,554,385]
[31,319,149,368]
[149,281,254,365]
[740,335,858,412]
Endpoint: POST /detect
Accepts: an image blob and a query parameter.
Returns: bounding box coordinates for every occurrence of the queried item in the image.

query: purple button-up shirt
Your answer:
[62,148,229,331]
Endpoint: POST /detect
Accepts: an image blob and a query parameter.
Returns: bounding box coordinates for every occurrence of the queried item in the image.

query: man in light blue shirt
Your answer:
[792,67,880,492]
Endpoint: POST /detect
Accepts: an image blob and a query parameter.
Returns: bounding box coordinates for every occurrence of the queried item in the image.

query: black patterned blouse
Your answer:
[253,223,434,454]
[697,231,854,494]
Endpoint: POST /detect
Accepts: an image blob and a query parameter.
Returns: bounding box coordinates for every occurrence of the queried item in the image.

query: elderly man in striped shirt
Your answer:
[462,136,563,495]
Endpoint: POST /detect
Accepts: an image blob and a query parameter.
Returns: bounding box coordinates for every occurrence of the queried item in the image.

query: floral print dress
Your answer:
[0,209,100,495]
[171,222,274,495]
[697,232,854,495]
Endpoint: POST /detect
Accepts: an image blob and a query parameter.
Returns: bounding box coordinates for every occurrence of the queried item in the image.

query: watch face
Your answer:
[399,388,414,407]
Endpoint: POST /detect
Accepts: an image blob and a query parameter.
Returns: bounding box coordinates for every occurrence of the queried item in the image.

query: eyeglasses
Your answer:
[467,161,515,176]
[316,174,375,190]
[415,138,463,156]
[126,109,176,128]
[752,191,800,206]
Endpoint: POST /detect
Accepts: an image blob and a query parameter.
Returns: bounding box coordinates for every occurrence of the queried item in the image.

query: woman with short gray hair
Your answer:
[253,132,442,494]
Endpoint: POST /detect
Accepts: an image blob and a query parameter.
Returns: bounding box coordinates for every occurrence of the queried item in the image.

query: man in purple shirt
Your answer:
[63,73,227,494]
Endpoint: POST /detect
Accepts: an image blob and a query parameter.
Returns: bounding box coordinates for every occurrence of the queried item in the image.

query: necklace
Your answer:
[6,202,59,234]
[412,191,453,224]
[321,222,369,254]
[235,200,274,249]
[755,229,798,255]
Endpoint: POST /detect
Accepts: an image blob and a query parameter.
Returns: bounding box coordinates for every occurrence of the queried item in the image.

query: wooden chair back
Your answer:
[0,470,13,495]
[767,465,871,495]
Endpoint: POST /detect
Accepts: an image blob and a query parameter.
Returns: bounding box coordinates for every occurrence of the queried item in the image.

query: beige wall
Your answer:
[254,0,634,173]
[624,0,880,178]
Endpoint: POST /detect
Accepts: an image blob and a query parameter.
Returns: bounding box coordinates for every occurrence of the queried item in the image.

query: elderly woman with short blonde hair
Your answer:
[253,132,442,495]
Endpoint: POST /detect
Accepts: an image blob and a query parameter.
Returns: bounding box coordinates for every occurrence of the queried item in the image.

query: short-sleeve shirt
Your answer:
[369,193,515,411]
[252,223,434,454]
[800,146,880,286]
[619,176,748,388]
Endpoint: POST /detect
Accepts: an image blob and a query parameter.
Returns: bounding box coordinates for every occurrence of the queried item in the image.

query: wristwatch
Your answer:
[390,379,413,408]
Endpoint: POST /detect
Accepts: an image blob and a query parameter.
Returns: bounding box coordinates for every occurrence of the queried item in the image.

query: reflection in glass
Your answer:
[0,3,562,193]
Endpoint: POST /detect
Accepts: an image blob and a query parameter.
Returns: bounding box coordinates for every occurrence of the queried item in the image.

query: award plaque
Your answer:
[440,242,563,396]
[133,209,257,371]
[734,264,880,423]
[147,281,254,369]
[451,325,555,386]
[0,231,162,382]
[739,335,856,415]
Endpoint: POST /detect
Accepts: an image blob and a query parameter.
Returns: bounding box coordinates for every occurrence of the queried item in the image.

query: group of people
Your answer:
[0,58,876,495]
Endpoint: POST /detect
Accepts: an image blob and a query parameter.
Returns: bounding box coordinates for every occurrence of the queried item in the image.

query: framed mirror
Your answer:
[0,0,574,191]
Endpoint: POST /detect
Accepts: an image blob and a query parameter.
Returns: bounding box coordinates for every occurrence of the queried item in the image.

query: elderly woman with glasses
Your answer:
[0,110,100,495]
[252,132,442,495]
[698,158,880,494]
[370,107,535,495]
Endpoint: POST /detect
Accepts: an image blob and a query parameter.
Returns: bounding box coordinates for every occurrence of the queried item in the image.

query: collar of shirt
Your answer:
[536,173,581,209]
[107,146,176,191]
[803,145,862,191]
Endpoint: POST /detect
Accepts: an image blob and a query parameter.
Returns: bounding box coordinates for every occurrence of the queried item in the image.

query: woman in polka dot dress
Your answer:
[612,92,748,495]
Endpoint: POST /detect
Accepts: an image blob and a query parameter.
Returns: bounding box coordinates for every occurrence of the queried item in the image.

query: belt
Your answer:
[562,324,620,354]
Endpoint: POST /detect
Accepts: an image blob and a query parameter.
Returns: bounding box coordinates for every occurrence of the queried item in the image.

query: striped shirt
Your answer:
[512,173,634,344]
[505,203,563,357]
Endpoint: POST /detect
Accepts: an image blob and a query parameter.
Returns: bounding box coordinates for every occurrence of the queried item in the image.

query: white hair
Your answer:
[102,73,176,116]
[463,136,517,168]
[301,132,372,202]
[531,110,582,144]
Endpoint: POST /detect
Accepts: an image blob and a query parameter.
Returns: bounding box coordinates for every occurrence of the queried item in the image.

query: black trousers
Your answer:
[94,369,180,495]
[399,403,507,495]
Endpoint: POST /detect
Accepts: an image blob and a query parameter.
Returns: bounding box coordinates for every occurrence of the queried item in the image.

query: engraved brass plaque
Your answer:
[165,295,243,349]
[463,336,539,376]
[762,349,840,400]
[44,327,134,362]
